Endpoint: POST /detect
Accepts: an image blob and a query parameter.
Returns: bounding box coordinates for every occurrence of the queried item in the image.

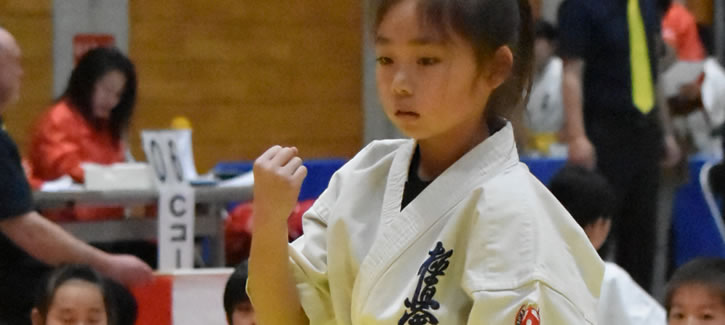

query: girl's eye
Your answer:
[669,312,684,320]
[703,313,714,320]
[417,57,440,66]
[376,57,393,65]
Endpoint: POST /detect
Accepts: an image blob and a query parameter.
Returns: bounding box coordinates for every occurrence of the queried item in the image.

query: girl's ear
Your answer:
[31,308,43,325]
[486,46,514,89]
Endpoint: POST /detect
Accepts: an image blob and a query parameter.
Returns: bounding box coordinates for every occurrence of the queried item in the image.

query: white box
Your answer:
[83,163,155,191]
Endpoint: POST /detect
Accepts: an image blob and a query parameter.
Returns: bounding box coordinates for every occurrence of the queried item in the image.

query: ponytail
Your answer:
[484,0,534,122]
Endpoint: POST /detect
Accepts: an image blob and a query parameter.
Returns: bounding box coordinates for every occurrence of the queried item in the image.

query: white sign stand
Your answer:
[142,130,196,270]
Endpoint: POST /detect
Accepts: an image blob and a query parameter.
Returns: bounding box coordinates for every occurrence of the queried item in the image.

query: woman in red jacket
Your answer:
[29,48,156,266]
[29,47,137,222]
[30,47,136,185]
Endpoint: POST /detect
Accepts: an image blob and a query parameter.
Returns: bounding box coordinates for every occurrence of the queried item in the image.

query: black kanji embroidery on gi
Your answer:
[398,241,454,325]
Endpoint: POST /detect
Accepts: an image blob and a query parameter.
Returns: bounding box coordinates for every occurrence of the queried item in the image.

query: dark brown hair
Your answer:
[664,257,725,312]
[34,264,114,324]
[373,0,534,121]
[62,46,137,143]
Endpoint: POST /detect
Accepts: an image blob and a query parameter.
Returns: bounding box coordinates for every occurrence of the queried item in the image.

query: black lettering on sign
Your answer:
[170,195,187,217]
[171,224,187,241]
[150,140,167,182]
[168,140,184,182]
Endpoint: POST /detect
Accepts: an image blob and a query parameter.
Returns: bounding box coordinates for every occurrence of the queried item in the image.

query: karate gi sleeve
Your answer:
[287,190,336,324]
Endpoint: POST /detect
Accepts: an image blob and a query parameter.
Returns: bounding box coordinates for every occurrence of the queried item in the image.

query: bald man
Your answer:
[0,28,153,324]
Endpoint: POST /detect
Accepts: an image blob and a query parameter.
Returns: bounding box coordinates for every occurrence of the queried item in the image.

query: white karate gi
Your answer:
[686,58,725,156]
[597,262,666,325]
[288,123,604,325]
[525,57,566,156]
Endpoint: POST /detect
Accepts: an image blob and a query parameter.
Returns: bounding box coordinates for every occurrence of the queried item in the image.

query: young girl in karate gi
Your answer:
[248,0,605,323]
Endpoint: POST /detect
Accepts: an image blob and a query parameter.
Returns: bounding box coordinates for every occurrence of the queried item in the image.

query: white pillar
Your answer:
[53,0,129,97]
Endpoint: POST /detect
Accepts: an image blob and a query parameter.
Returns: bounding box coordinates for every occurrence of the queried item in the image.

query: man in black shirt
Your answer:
[558,0,680,292]
[0,27,152,324]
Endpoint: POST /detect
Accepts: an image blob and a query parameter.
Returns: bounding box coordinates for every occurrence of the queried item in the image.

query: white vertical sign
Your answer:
[142,130,195,270]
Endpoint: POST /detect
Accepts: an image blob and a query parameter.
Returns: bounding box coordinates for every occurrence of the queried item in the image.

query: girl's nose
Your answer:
[392,68,412,96]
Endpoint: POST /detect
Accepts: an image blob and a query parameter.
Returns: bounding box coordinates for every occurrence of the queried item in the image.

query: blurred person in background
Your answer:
[558,0,681,293]
[25,46,157,267]
[0,27,152,325]
[524,20,565,156]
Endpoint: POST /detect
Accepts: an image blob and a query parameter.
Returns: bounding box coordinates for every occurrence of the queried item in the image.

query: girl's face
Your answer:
[91,69,125,120]
[374,0,494,144]
[38,279,108,325]
[669,283,725,325]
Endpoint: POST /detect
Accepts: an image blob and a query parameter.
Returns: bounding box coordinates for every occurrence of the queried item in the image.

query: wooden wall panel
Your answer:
[128,0,363,170]
[2,0,363,173]
[0,1,53,152]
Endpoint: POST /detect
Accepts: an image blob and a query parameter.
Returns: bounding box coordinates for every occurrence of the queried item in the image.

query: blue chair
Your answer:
[214,158,347,202]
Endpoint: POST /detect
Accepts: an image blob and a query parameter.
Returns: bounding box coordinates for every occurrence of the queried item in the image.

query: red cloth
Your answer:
[29,100,124,183]
[662,3,706,61]
[225,199,313,265]
[131,276,173,325]
[28,100,126,221]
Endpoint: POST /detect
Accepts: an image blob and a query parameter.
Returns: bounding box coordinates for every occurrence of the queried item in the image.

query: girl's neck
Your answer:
[415,119,490,181]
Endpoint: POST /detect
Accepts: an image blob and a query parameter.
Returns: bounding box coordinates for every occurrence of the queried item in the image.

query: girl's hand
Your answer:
[252,146,308,226]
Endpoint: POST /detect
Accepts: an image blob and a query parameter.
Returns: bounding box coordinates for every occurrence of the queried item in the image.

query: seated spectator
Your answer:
[549,165,666,324]
[223,261,256,325]
[31,264,112,325]
[28,46,137,222]
[524,20,565,156]
[24,47,157,268]
[665,257,725,324]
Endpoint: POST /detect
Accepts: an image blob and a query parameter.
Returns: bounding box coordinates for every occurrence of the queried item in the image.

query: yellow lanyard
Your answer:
[628,0,655,114]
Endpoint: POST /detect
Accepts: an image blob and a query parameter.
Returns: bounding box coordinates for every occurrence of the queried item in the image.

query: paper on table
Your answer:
[217,171,254,188]
[662,60,705,98]
[40,175,84,192]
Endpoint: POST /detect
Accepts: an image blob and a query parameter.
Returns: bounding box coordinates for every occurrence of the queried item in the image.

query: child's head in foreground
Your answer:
[665,257,725,325]
[372,0,534,142]
[224,261,256,325]
[548,165,616,250]
[31,264,111,325]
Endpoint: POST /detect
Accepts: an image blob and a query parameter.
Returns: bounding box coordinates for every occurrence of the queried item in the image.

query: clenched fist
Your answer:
[252,146,308,226]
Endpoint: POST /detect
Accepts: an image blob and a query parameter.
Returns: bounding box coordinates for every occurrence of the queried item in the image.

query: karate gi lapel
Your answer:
[353,124,519,317]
